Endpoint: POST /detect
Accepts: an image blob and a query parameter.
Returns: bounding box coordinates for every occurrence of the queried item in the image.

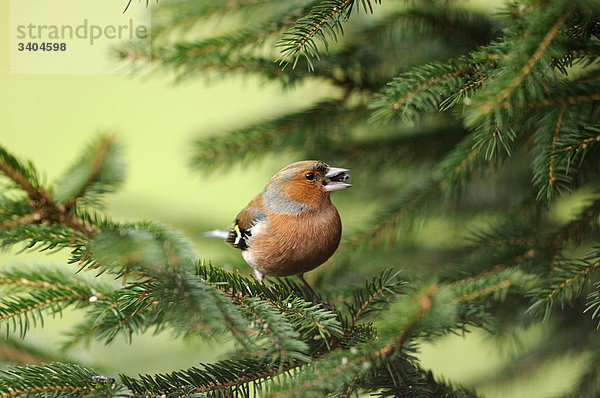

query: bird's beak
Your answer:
[323,167,352,192]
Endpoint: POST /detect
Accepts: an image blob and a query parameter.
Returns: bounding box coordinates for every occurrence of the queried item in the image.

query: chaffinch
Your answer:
[226,160,351,301]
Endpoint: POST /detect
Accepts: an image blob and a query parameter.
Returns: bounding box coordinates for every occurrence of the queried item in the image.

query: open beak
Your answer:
[323,167,352,192]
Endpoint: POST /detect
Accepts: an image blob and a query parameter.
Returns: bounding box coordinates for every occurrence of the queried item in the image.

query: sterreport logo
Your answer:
[10,0,151,74]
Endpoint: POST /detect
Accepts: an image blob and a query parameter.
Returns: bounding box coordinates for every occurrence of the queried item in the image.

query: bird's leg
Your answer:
[297,274,332,310]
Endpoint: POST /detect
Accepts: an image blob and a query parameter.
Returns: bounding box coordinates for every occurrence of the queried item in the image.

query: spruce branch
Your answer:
[528,252,600,321]
[344,269,407,330]
[0,195,32,224]
[449,269,529,305]
[0,224,93,270]
[338,128,495,255]
[264,297,344,346]
[370,62,480,125]
[150,0,288,35]
[585,285,600,326]
[0,142,103,238]
[122,357,305,396]
[148,4,312,69]
[190,99,356,173]
[277,0,371,70]
[0,146,44,204]
[547,105,567,193]
[268,286,436,398]
[63,283,159,347]
[0,212,39,230]
[120,269,406,397]
[237,296,311,364]
[442,218,543,283]
[316,122,467,171]
[379,5,497,49]
[466,4,573,126]
[534,123,600,201]
[91,221,196,274]
[339,179,442,255]
[52,134,124,210]
[481,10,570,113]
[0,363,128,398]
[3,1,599,395]
[0,265,110,339]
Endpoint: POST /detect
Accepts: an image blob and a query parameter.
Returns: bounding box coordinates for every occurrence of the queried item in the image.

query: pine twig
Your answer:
[390,69,475,111]
[293,0,353,56]
[0,159,46,204]
[545,260,600,303]
[480,8,572,115]
[548,105,566,187]
[64,135,115,211]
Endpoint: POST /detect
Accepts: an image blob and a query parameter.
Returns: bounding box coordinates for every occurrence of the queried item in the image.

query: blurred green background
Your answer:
[0,0,588,396]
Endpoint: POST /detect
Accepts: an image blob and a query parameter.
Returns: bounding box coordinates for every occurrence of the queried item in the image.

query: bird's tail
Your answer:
[201,229,229,239]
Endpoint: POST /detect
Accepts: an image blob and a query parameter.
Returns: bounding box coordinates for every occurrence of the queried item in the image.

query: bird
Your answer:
[225,160,351,303]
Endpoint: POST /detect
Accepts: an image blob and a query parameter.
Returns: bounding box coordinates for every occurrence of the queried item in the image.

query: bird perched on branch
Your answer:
[226,160,351,303]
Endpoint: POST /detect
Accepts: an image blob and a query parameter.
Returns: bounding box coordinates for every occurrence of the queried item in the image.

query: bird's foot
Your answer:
[297,274,334,311]
[314,297,333,312]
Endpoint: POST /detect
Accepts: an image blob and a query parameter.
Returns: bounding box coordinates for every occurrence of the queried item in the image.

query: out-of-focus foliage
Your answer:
[1,0,599,396]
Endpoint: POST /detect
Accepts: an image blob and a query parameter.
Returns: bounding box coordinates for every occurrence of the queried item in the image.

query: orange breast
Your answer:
[246,205,342,277]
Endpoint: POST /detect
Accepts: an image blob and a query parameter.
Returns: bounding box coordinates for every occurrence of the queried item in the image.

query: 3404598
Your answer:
[17,42,67,51]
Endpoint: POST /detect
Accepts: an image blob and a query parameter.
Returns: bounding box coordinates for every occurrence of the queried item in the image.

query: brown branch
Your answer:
[0,275,86,298]
[118,300,158,328]
[348,284,387,330]
[277,302,326,332]
[343,372,362,398]
[0,160,47,204]
[545,260,600,302]
[0,179,99,238]
[193,360,305,394]
[0,212,42,229]
[64,135,115,211]
[449,134,488,181]
[223,287,326,331]
[561,135,600,153]
[451,279,513,304]
[293,0,353,55]
[0,139,114,238]
[548,105,566,186]
[455,77,485,96]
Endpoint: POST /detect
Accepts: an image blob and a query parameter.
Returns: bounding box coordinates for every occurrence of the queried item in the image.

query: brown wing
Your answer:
[226,206,266,251]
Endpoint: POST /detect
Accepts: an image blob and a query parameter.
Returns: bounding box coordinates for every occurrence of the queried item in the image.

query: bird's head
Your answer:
[263,160,351,212]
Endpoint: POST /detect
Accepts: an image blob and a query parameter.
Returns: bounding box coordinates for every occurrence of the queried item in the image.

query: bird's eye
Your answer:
[304,172,315,181]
